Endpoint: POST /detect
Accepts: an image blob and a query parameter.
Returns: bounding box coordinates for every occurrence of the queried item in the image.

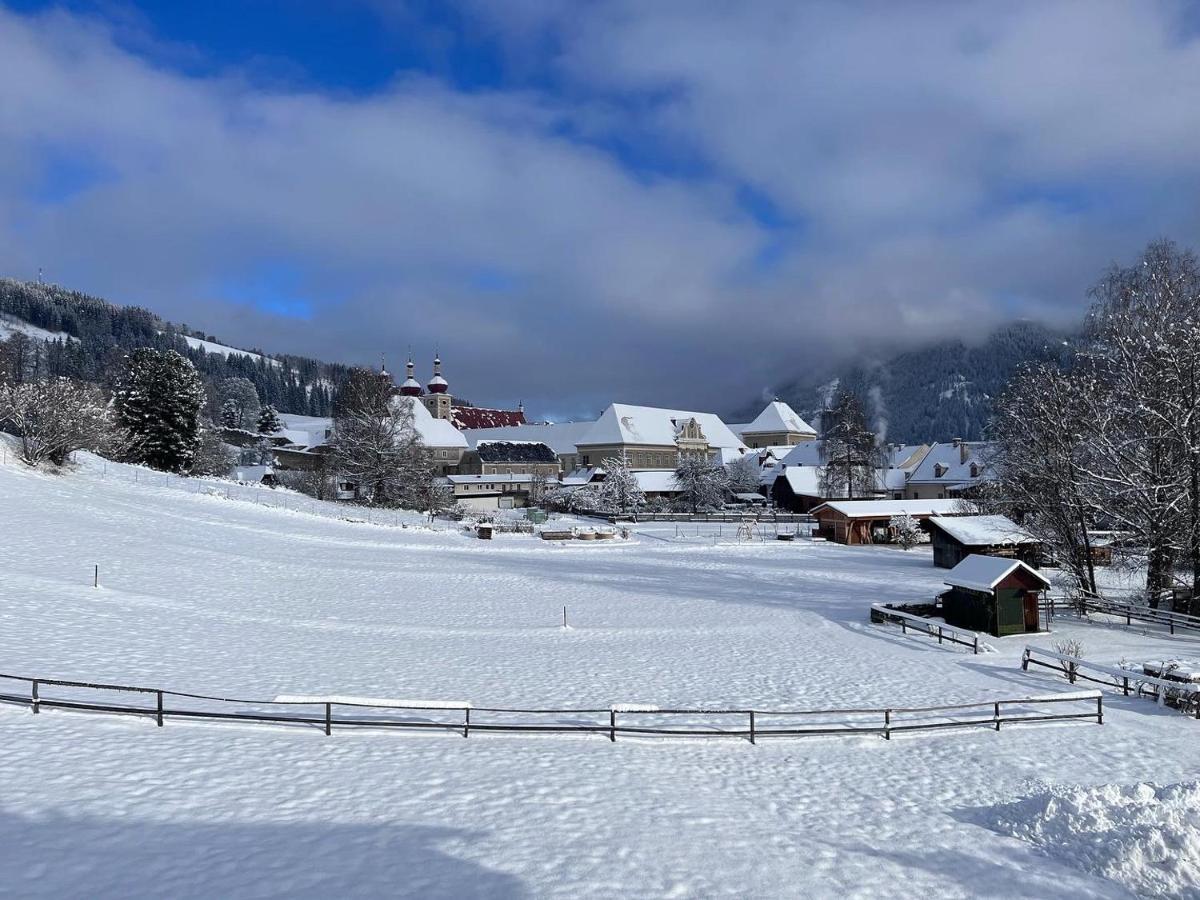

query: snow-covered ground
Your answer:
[0,313,75,343]
[2,443,1200,897]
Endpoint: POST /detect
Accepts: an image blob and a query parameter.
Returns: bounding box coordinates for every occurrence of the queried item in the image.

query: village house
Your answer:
[927,515,1042,569]
[729,400,817,449]
[903,439,995,500]
[445,473,540,510]
[810,498,963,545]
[457,440,560,477]
[572,403,750,470]
[460,421,597,473]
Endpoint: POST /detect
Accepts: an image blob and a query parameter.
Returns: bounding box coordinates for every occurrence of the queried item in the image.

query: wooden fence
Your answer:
[870,604,992,655]
[0,670,1100,744]
[1022,646,1200,717]
[609,512,815,524]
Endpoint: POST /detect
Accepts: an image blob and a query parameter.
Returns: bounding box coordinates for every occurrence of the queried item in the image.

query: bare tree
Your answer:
[599,456,645,517]
[989,364,1101,596]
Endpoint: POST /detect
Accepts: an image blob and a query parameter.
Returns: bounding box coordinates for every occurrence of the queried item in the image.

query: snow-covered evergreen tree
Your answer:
[113,348,206,473]
[819,389,882,499]
[256,404,283,435]
[220,398,243,430]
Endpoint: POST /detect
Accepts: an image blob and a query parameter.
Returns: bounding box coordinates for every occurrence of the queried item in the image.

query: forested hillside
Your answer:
[760,321,1075,443]
[0,279,347,415]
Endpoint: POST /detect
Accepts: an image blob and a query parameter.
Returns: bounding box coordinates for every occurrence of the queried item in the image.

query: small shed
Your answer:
[927,515,1042,569]
[941,554,1051,637]
[810,499,964,545]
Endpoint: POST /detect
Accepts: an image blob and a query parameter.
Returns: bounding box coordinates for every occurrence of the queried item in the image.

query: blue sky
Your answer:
[2,1,1199,417]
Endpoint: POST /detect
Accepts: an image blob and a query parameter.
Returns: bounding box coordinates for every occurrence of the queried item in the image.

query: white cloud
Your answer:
[2,2,1199,414]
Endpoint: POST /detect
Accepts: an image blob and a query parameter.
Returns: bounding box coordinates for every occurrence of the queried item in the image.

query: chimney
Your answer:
[959,441,969,465]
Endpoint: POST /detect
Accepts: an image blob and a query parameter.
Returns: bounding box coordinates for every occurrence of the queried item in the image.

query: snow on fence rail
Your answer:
[870,604,994,655]
[1072,595,1200,636]
[0,670,1101,743]
[1022,646,1200,718]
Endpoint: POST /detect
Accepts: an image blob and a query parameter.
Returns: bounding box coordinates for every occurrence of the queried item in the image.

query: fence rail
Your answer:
[0,670,1100,744]
[1076,595,1200,636]
[612,512,814,524]
[870,604,992,655]
[1022,646,1200,717]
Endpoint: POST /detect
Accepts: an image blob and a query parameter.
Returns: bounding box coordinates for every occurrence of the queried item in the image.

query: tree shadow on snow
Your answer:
[0,808,528,899]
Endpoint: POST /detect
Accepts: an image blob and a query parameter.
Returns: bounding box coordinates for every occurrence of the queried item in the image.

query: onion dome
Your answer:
[400,358,422,396]
[427,354,449,394]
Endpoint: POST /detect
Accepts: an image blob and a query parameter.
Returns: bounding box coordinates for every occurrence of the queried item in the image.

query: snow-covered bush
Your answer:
[889,513,923,550]
[0,377,113,466]
[598,457,645,517]
[190,423,236,478]
[673,457,728,513]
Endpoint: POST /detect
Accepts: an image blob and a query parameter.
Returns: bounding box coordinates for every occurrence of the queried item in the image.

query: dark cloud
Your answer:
[1,3,1198,417]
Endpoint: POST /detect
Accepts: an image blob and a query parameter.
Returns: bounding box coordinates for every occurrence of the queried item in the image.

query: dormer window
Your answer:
[933,463,948,478]
[969,463,979,478]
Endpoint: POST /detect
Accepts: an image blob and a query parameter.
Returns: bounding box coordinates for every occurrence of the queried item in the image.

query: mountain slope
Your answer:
[761,321,1074,442]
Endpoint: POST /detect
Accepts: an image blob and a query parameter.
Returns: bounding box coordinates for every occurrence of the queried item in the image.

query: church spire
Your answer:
[400,355,422,396]
[427,351,449,394]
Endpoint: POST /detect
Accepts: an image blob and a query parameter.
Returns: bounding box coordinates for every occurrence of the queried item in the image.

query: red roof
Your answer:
[451,407,526,430]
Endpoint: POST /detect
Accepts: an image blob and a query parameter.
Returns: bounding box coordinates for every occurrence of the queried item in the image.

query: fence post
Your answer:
[883,709,891,740]
[1021,648,1030,672]
[1123,675,1129,696]
[900,619,906,635]
[1096,694,1104,725]
[325,702,332,736]
[464,707,470,738]
[156,690,164,727]
[749,710,756,745]
[994,701,1001,731]
[31,679,39,714]
[973,635,979,655]
[937,625,943,645]
[610,710,616,742]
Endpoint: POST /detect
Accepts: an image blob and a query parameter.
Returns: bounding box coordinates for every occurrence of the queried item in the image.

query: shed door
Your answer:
[996,589,1025,636]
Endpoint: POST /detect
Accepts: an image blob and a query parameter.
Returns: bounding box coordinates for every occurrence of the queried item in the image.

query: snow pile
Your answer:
[983,781,1200,898]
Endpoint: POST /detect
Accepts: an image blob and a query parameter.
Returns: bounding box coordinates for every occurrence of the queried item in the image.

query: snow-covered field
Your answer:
[2,444,1200,898]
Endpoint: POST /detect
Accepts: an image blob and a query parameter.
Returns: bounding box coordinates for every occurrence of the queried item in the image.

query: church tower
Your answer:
[422,354,452,420]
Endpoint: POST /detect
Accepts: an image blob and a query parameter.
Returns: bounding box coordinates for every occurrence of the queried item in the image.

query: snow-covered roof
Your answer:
[777,442,825,467]
[811,498,964,518]
[561,467,603,486]
[737,401,816,437]
[944,554,1050,593]
[462,421,595,455]
[778,465,904,498]
[928,515,1038,546]
[395,397,468,448]
[577,403,746,450]
[277,414,334,449]
[633,469,683,493]
[781,465,822,497]
[908,441,996,485]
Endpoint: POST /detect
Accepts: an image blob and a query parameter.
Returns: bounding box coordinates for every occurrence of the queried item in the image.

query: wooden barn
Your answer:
[810,499,964,545]
[941,554,1051,637]
[927,515,1042,569]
